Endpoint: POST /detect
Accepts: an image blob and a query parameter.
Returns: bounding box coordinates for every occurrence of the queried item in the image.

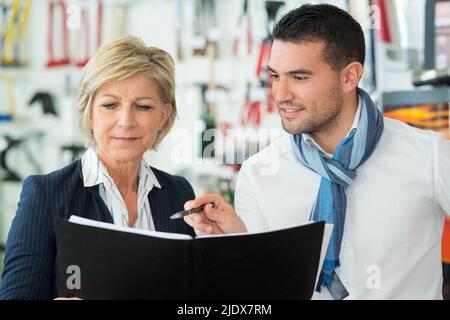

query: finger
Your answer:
[188,194,222,210]
[184,200,194,210]
[183,213,203,226]
[183,213,213,234]
[203,200,225,221]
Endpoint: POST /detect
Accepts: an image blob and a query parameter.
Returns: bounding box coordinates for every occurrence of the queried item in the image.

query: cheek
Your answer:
[142,117,163,139]
[91,114,114,140]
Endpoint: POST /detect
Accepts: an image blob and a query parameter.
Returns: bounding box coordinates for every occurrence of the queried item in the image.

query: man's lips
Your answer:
[279,107,306,118]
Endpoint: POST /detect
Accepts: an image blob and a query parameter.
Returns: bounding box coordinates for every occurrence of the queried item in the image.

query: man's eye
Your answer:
[293,76,308,81]
[270,73,279,80]
[102,103,116,109]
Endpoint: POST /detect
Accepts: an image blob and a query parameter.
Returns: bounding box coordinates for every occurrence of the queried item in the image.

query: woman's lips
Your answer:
[113,137,138,142]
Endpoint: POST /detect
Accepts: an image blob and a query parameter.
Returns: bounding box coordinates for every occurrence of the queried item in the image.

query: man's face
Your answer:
[268,40,344,135]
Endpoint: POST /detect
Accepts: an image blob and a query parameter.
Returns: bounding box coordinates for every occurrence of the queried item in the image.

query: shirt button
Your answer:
[342,240,350,247]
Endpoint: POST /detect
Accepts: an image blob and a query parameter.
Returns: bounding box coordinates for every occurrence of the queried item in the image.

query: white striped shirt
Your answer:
[81,148,161,230]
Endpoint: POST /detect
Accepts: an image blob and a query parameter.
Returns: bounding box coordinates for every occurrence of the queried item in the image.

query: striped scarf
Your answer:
[290,88,384,290]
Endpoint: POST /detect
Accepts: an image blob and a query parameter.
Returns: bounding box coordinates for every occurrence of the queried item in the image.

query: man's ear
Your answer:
[341,62,364,94]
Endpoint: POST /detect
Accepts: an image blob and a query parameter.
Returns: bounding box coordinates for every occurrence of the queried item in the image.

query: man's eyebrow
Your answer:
[288,69,313,76]
[267,66,313,75]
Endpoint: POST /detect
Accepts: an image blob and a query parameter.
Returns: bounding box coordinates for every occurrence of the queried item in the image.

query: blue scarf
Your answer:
[290,88,384,290]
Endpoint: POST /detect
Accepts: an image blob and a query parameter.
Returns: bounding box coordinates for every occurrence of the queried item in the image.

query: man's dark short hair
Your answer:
[272,4,365,71]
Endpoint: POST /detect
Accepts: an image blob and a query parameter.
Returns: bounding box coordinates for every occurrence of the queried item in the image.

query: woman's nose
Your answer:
[117,105,136,127]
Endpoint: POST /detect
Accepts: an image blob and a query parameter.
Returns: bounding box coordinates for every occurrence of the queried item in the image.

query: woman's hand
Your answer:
[183,194,247,235]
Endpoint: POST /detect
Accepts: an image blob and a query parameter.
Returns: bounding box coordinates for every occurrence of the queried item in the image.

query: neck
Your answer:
[310,93,358,155]
[98,152,140,194]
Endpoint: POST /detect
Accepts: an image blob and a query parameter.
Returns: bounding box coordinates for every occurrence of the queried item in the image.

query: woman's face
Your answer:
[90,75,172,165]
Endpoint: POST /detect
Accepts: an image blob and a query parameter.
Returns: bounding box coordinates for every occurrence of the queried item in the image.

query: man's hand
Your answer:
[183,194,247,235]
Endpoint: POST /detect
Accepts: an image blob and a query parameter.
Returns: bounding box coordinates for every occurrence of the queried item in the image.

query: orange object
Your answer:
[443,218,450,264]
[384,102,450,263]
[384,103,450,138]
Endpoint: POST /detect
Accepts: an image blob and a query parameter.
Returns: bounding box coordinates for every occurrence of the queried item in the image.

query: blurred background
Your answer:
[0,0,449,298]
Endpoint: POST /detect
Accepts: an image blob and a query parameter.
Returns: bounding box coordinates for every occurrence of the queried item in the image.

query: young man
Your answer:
[184,4,450,299]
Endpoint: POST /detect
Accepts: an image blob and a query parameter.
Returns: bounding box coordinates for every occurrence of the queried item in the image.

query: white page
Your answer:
[196,220,319,239]
[68,215,193,240]
[313,223,334,293]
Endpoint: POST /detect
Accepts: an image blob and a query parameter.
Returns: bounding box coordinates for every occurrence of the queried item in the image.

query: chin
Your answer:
[281,120,305,135]
[108,149,144,163]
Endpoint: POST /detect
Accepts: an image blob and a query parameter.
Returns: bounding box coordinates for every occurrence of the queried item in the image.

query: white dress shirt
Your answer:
[81,148,161,230]
[235,112,450,299]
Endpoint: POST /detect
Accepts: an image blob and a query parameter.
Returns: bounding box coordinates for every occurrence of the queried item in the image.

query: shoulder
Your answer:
[384,117,444,142]
[382,117,445,151]
[23,161,81,191]
[23,161,82,195]
[241,132,294,174]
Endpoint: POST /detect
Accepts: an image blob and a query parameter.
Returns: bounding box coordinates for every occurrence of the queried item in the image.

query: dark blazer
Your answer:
[0,160,195,299]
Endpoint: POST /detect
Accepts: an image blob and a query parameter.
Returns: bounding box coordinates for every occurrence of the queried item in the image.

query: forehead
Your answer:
[269,40,330,73]
[97,74,159,96]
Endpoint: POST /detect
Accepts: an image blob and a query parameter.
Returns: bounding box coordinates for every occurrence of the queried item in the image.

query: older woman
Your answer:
[0,36,195,299]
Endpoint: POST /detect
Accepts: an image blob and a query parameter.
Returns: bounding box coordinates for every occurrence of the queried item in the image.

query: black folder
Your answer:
[54,217,325,300]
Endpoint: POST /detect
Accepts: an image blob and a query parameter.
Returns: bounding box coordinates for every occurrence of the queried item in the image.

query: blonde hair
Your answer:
[78,36,176,149]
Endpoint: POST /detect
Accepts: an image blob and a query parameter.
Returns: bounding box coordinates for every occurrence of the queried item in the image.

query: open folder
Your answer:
[54,216,332,300]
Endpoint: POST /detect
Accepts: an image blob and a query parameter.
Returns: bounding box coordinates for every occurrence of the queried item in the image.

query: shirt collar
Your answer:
[81,148,161,190]
[302,97,362,156]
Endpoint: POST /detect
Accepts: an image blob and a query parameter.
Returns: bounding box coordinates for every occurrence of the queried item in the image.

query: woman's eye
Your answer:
[136,105,152,111]
[102,103,116,110]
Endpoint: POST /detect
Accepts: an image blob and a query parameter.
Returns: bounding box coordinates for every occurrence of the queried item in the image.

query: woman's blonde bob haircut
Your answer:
[78,36,176,149]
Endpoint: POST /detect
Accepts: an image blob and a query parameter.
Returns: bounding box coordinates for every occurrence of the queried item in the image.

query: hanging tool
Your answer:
[14,0,31,65]
[256,1,284,81]
[46,0,70,67]
[74,0,103,67]
[1,0,19,66]
[74,6,90,68]
[61,144,86,162]
[174,0,184,60]
[28,91,57,116]
[240,82,261,127]
[232,0,252,56]
[192,0,217,57]
[96,0,103,49]
[0,135,22,181]
[256,1,284,113]
[0,1,7,58]
[0,73,15,120]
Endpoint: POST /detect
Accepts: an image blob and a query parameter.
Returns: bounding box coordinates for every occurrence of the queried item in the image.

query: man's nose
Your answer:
[272,77,295,104]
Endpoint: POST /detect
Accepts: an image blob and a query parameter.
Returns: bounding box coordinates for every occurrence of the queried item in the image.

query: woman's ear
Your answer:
[159,103,173,131]
[341,62,364,94]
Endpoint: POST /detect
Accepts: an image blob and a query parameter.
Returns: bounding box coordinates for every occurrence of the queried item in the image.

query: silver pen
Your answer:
[170,202,215,220]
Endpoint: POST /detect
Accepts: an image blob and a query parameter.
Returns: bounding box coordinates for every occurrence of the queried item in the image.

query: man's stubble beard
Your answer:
[280,86,343,136]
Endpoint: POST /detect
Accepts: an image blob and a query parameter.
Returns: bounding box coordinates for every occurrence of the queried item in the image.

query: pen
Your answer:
[169,202,215,220]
